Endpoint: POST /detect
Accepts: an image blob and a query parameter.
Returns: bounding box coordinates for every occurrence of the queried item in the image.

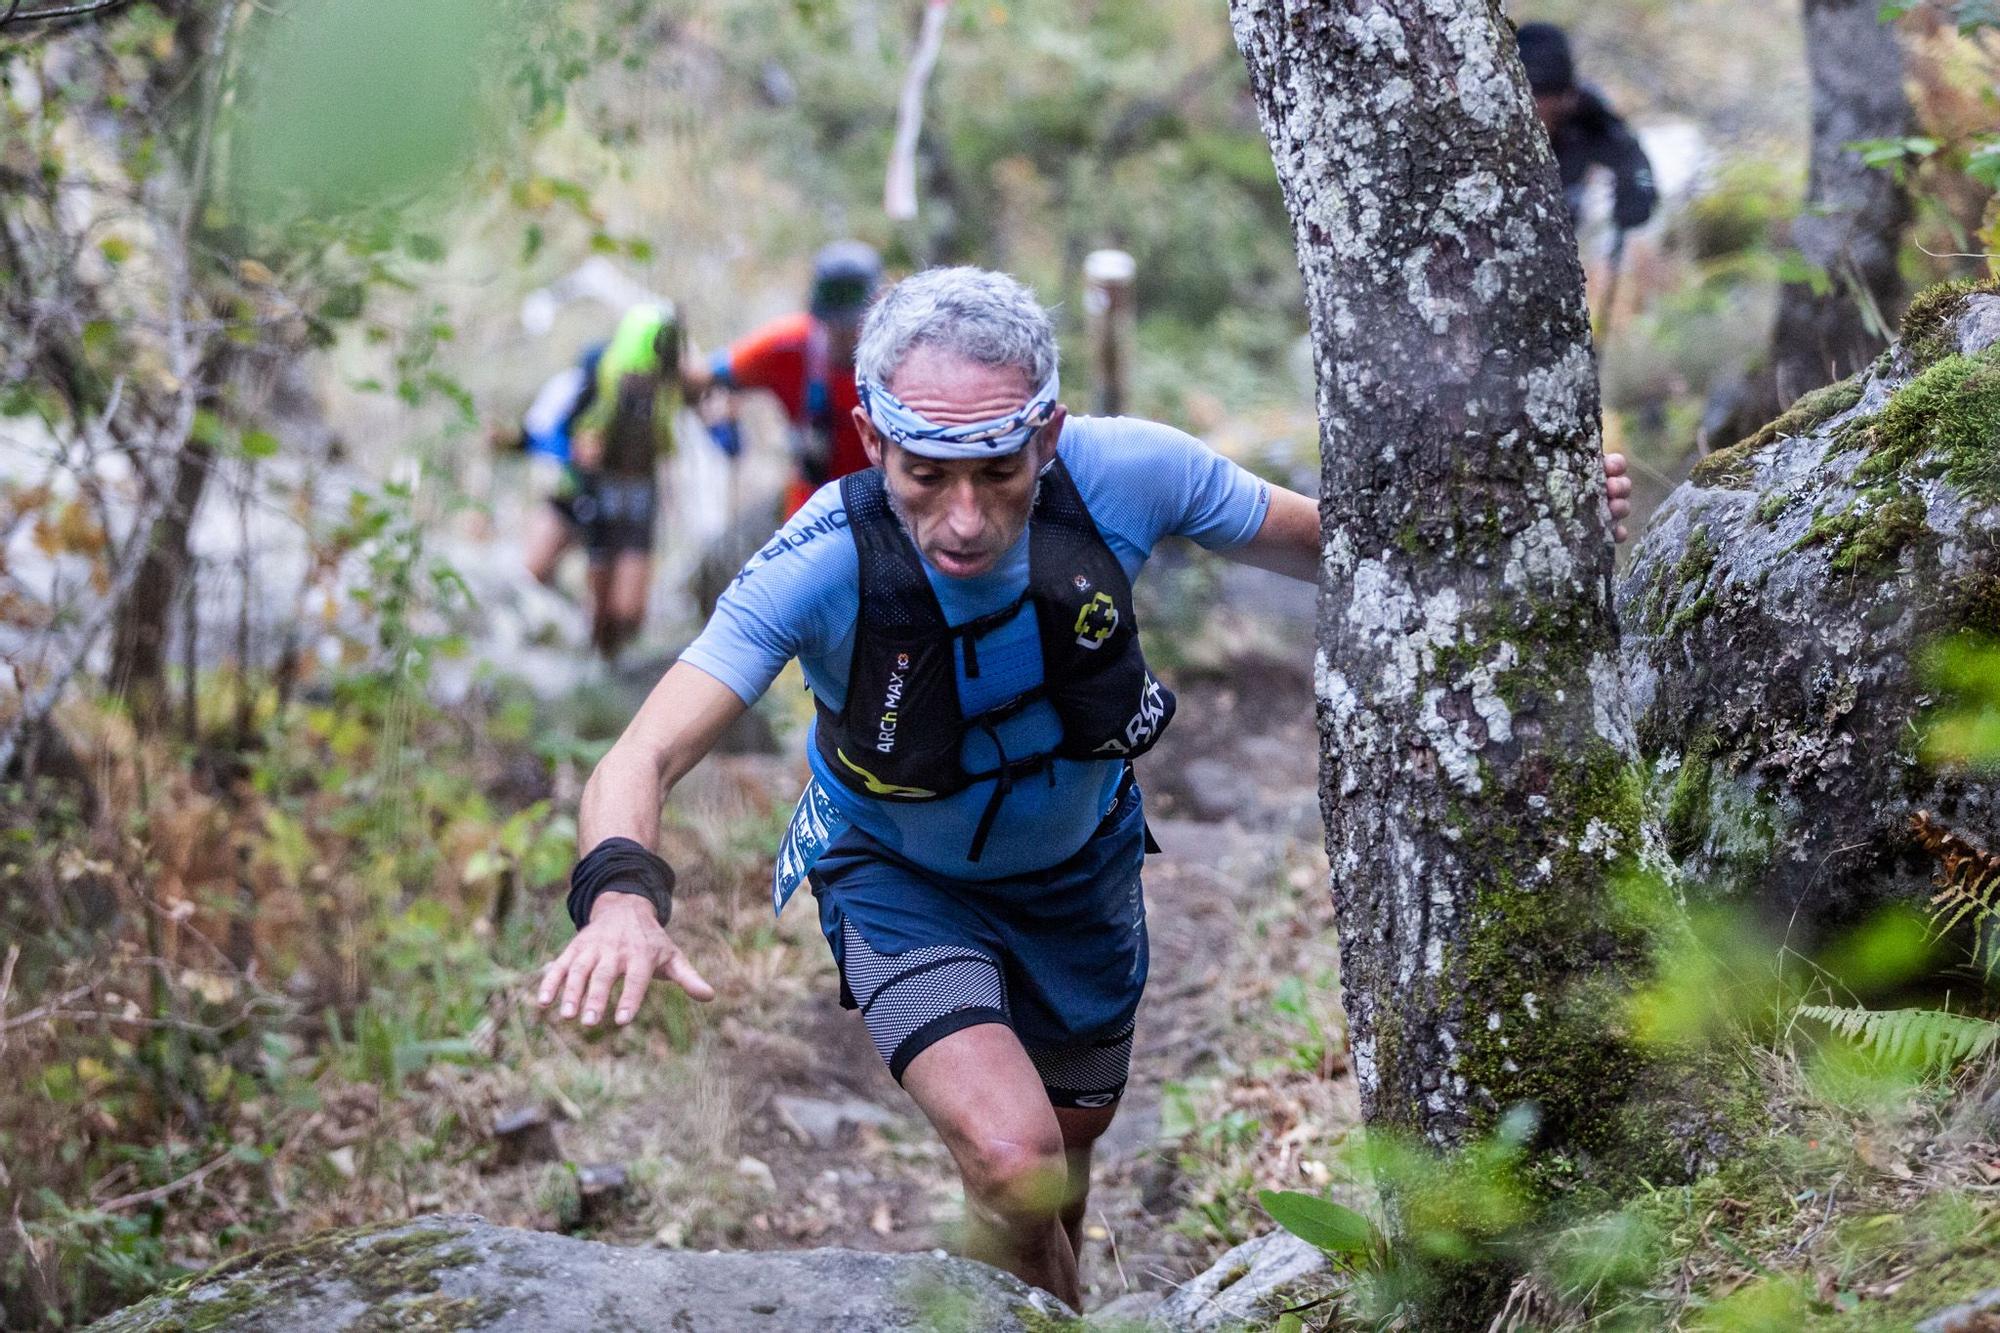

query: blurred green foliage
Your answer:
[1922,634,2000,768]
[699,0,1305,416]
[227,0,497,217]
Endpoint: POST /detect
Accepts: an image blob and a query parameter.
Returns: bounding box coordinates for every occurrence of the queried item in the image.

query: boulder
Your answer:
[769,1093,903,1149]
[86,1214,1075,1333]
[1150,1229,1331,1331]
[1618,280,2000,932]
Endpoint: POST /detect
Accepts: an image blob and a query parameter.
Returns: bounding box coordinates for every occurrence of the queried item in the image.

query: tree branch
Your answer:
[95,1148,235,1213]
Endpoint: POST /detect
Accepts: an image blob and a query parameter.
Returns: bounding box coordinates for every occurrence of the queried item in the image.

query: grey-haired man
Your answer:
[537,266,1633,1305]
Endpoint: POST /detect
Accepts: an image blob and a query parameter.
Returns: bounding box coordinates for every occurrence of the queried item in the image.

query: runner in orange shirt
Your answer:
[690,242,882,517]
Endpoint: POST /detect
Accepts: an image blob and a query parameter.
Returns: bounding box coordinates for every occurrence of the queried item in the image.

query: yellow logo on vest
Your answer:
[1073,592,1119,650]
[836,749,936,799]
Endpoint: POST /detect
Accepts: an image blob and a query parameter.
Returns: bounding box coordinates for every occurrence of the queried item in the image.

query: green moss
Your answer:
[1853,346,2000,502]
[1689,442,1763,490]
[1788,488,1932,575]
[1756,490,1795,524]
[1444,745,1658,1192]
[355,1292,501,1332]
[1830,493,1927,574]
[1897,275,2000,371]
[1664,592,1717,637]
[1663,735,1718,862]
[1801,1246,2000,1331]
[1948,572,2000,636]
[113,1221,494,1333]
[1693,373,1868,490]
[150,1283,267,1332]
[1481,597,1618,713]
[1642,524,1719,636]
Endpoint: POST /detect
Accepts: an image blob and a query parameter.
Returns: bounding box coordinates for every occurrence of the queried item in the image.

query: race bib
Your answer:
[771,778,851,915]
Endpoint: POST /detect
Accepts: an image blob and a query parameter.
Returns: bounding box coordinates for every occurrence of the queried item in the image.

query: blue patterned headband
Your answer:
[857,368,1060,460]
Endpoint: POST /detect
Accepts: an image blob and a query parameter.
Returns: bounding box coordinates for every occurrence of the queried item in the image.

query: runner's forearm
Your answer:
[576,661,751,855]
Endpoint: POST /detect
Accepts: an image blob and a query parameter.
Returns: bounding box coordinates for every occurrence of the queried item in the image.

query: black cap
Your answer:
[1515,21,1575,96]
[809,240,882,320]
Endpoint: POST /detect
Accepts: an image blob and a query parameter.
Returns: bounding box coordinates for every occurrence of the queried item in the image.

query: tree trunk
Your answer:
[1228,0,1687,1312]
[107,436,213,727]
[1769,0,1911,404]
[104,2,239,729]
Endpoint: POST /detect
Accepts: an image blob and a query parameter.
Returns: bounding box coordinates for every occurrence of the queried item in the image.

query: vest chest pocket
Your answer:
[832,631,960,800]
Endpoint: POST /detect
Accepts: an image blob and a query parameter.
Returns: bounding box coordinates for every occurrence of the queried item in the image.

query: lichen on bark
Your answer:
[1228,0,1707,1257]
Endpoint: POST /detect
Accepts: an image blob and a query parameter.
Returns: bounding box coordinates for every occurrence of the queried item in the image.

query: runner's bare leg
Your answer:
[899,1022,1083,1308]
[1054,1102,1118,1258]
[523,503,574,585]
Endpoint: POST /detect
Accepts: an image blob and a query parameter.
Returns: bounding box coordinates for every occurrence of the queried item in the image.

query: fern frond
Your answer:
[1801,1003,2000,1070]
[1913,811,2000,947]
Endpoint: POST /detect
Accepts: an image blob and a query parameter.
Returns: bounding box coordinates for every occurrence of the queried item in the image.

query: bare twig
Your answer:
[1,996,284,1036]
[0,1,135,26]
[0,469,174,774]
[96,1147,235,1213]
[0,943,19,1055]
[0,7,242,771]
[1099,1209,1129,1293]
[0,984,96,1033]
[1916,240,2000,262]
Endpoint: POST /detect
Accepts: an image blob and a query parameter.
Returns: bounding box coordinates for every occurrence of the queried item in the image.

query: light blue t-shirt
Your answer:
[680,414,1271,884]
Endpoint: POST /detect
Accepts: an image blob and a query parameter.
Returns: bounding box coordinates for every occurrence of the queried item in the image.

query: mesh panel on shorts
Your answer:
[840,920,1008,1070]
[1026,1021,1135,1109]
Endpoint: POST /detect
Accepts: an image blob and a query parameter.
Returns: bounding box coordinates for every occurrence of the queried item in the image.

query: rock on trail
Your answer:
[85,1211,1336,1331]
[1619,280,2000,933]
[85,1214,1075,1332]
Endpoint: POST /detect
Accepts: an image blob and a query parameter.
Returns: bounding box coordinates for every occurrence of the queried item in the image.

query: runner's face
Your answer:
[824,316,862,368]
[858,347,1060,580]
[1533,89,1576,132]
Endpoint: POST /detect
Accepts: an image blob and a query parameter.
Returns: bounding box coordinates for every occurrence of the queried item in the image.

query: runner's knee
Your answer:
[961,1127,1069,1218]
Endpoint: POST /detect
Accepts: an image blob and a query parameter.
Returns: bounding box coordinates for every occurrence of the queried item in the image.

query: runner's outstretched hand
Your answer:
[537,894,715,1027]
[1604,451,1634,543]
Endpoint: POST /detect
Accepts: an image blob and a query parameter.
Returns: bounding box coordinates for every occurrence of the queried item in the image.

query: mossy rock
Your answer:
[86,1215,1079,1333]
[1618,283,2000,934]
[1897,274,2000,372]
[1691,373,1868,491]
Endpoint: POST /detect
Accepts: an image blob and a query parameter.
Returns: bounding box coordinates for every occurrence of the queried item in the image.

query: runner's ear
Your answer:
[1034,406,1067,471]
[855,408,885,469]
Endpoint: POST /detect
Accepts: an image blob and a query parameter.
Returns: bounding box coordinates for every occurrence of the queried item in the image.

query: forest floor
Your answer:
[18,521,2000,1331]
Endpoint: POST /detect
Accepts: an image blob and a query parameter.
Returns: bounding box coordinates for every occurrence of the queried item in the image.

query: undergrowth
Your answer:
[1232,636,2000,1330]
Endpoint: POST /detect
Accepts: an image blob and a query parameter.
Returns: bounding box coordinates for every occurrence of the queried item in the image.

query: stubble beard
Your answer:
[884,474,1042,572]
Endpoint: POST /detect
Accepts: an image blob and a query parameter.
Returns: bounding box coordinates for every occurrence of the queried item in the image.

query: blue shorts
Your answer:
[807,780,1150,1106]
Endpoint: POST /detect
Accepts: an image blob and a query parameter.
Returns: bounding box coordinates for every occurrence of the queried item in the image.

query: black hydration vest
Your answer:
[813,459,1176,861]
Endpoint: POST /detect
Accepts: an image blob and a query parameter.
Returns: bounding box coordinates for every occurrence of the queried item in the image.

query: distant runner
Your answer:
[689,241,882,519]
[537,267,1638,1308]
[519,341,603,580]
[1516,21,1657,232]
[521,303,685,659]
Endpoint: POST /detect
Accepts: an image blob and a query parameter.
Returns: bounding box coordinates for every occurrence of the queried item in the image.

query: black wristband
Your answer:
[567,837,676,932]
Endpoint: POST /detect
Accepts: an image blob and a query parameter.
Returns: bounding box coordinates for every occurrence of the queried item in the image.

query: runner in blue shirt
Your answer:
[536,266,1634,1307]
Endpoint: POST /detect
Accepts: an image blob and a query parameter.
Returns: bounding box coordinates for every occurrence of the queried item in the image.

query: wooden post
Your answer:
[1083,249,1136,417]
